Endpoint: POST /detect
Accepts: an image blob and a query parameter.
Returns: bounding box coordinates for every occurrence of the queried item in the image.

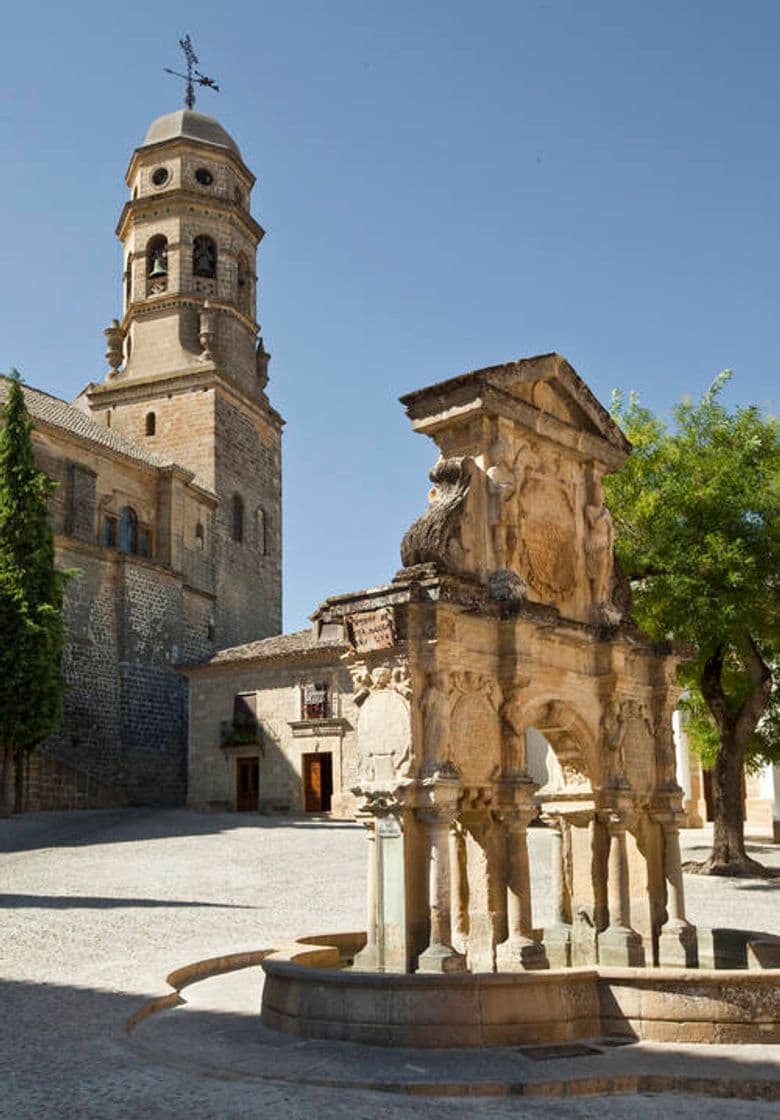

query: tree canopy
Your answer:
[605,373,779,872]
[0,369,67,813]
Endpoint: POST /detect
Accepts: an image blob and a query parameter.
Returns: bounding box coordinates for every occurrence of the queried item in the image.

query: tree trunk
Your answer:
[700,638,772,876]
[13,746,25,814]
[708,730,756,872]
[1,744,14,818]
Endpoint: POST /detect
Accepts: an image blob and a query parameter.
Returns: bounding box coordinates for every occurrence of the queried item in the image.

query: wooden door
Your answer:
[236,757,259,811]
[303,752,333,813]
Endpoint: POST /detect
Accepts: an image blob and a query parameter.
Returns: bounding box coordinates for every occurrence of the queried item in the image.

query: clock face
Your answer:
[195,167,214,186]
[151,166,169,186]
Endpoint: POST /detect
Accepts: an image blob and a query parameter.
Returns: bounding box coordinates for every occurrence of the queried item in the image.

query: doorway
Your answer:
[236,756,259,811]
[303,752,333,813]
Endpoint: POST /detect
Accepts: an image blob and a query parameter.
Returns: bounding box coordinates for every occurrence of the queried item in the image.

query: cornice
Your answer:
[125,137,256,189]
[116,188,264,243]
[87,366,284,431]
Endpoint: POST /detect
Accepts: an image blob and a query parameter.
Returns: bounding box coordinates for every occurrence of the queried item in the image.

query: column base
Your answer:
[544,923,573,968]
[353,944,381,971]
[598,925,645,967]
[495,936,549,971]
[416,942,468,974]
[658,921,698,968]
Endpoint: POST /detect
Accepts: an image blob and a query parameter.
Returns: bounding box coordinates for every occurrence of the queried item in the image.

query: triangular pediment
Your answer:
[400,352,630,456]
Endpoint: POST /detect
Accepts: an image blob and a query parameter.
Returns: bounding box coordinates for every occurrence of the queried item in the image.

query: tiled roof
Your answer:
[190,628,347,668]
[0,376,172,469]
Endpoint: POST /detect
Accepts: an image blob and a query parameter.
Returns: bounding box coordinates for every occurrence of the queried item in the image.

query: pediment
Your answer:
[400,352,631,457]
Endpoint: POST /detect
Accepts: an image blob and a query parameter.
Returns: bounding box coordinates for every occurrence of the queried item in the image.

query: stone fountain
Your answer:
[259,354,779,1047]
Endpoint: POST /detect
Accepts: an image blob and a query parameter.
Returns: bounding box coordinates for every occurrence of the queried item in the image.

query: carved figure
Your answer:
[485,438,516,570]
[421,671,450,762]
[584,503,614,607]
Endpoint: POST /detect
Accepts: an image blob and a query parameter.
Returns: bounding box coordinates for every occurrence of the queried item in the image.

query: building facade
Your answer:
[4,107,283,809]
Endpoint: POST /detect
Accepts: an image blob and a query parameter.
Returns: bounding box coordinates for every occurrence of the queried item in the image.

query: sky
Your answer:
[1,0,778,632]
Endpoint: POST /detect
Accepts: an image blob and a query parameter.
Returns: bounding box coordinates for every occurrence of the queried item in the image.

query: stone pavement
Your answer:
[1,808,779,1119]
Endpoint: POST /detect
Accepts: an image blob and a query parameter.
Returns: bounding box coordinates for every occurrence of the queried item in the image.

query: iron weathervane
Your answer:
[164,35,219,110]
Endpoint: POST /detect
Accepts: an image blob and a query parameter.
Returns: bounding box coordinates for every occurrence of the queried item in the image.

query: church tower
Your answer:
[85,109,282,647]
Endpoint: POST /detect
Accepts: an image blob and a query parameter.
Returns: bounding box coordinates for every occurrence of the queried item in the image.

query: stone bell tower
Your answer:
[84,109,283,647]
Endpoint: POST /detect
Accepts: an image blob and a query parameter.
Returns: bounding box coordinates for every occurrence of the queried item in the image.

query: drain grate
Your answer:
[516,1043,603,1061]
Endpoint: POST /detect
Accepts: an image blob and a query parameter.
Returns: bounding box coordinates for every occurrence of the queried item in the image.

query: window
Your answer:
[195,521,205,549]
[145,411,156,436]
[232,494,244,543]
[193,235,217,279]
[137,526,151,559]
[101,515,117,548]
[256,507,267,556]
[118,506,138,554]
[302,682,329,720]
[146,235,168,295]
[237,252,251,316]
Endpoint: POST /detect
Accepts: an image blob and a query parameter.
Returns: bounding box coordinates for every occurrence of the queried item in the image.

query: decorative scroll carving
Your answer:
[350,663,411,706]
[400,457,479,576]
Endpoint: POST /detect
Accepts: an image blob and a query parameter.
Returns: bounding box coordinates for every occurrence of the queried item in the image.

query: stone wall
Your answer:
[187,652,358,817]
[213,389,281,648]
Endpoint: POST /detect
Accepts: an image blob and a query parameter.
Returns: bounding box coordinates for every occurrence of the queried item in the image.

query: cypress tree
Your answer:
[0,369,67,814]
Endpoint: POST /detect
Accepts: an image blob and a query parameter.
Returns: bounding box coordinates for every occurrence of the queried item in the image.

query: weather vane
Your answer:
[164,35,219,110]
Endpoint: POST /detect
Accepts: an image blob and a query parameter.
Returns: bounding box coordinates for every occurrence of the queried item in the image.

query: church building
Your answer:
[3,107,282,810]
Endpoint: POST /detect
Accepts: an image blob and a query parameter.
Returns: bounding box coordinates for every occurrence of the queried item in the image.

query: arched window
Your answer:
[237,252,251,317]
[232,494,244,543]
[146,235,168,295]
[125,256,133,306]
[193,235,217,279]
[145,411,156,436]
[195,521,205,550]
[256,507,267,556]
[118,506,138,554]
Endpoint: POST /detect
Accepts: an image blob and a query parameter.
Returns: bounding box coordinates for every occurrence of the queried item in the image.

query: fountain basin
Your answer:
[260,932,780,1048]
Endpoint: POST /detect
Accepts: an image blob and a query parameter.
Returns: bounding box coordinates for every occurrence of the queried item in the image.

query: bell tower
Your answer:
[84,108,283,647]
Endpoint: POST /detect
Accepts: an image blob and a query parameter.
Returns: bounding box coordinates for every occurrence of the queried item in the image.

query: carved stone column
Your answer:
[598,809,645,967]
[656,815,698,967]
[449,821,468,955]
[496,806,548,970]
[417,802,467,973]
[544,816,572,967]
[353,817,379,970]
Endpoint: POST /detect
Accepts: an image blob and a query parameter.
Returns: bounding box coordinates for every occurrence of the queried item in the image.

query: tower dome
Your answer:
[141,109,242,158]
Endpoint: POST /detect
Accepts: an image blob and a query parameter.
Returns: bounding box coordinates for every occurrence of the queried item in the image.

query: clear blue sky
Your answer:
[1,1,778,631]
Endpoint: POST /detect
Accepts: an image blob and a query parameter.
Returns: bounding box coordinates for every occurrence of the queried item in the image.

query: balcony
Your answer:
[220,720,261,749]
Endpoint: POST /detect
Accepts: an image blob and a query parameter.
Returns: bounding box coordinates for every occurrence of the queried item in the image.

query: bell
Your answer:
[149,254,168,278]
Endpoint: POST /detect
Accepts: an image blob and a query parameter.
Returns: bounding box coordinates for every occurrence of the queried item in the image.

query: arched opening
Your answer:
[125,256,133,307]
[145,411,156,437]
[255,506,267,555]
[193,235,217,279]
[118,506,138,554]
[232,494,244,543]
[146,234,168,295]
[237,252,251,317]
[195,521,205,550]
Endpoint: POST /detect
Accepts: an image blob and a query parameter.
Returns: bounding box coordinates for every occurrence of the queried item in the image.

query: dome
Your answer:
[141,110,242,158]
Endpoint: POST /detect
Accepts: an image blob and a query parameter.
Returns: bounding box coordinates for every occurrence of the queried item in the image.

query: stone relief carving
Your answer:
[499,676,532,774]
[584,503,614,608]
[485,438,516,571]
[351,662,414,781]
[516,445,577,599]
[420,670,451,765]
[449,671,501,786]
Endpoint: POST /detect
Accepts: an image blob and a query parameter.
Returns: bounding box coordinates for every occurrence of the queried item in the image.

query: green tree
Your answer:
[606,373,780,875]
[0,369,67,815]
